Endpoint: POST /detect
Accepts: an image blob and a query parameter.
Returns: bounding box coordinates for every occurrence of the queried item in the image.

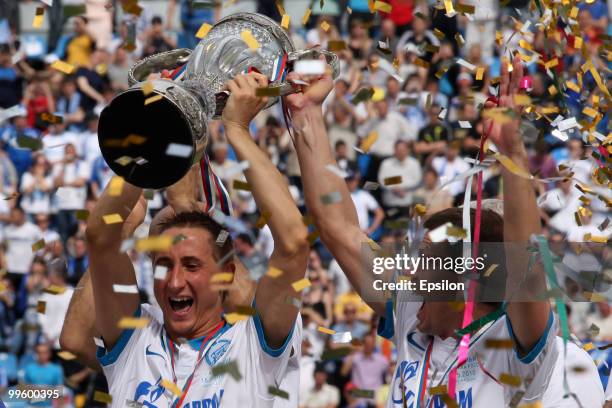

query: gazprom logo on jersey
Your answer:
[133,377,224,408]
[391,360,473,408]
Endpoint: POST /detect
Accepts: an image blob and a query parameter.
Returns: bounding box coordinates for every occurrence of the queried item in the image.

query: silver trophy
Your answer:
[98,12,339,189]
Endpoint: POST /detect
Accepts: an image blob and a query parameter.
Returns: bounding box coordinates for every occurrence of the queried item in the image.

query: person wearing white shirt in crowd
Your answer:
[346,170,384,236]
[361,98,417,182]
[300,365,340,408]
[2,206,43,292]
[378,140,423,212]
[33,214,61,257]
[52,143,89,242]
[541,179,581,234]
[42,123,81,165]
[430,142,470,200]
[558,139,593,185]
[605,374,611,407]
[38,263,74,351]
[19,154,54,217]
[80,114,102,171]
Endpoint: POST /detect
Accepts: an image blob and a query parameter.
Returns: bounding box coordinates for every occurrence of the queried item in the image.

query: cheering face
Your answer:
[153,227,227,339]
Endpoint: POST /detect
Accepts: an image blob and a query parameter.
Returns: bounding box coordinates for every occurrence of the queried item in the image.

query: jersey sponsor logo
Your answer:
[134,376,165,408]
[145,344,165,360]
[205,339,230,366]
[391,360,420,404]
[391,386,472,408]
[183,389,224,408]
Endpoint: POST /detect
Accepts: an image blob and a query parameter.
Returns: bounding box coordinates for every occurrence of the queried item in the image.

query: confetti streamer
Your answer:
[485,338,514,348]
[195,22,212,39]
[374,1,391,12]
[255,211,271,229]
[102,213,123,224]
[383,176,402,186]
[108,176,125,196]
[240,30,259,50]
[328,40,347,51]
[233,179,251,191]
[117,317,150,329]
[363,181,379,190]
[256,87,281,97]
[50,60,75,74]
[318,326,336,335]
[321,347,351,360]
[331,331,352,343]
[161,379,182,397]
[499,373,522,387]
[32,7,45,28]
[141,81,154,95]
[31,239,45,251]
[112,284,139,294]
[93,391,113,404]
[294,60,326,75]
[57,351,77,360]
[37,301,46,314]
[483,264,498,277]
[351,389,375,398]
[165,143,193,158]
[144,94,163,105]
[266,266,283,278]
[43,285,66,295]
[210,272,234,283]
[224,313,248,324]
[211,360,242,381]
[360,131,379,152]
[291,278,311,292]
[268,386,289,399]
[153,265,168,280]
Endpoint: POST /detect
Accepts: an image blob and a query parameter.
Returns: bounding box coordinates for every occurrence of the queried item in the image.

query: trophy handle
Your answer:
[212,49,340,119]
[128,48,192,86]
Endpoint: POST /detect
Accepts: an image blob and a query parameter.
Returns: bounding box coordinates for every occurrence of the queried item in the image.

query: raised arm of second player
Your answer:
[85,181,144,349]
[283,70,387,316]
[222,73,309,348]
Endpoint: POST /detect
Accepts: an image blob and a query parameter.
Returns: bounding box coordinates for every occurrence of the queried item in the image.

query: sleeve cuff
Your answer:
[96,305,142,366]
[506,308,555,364]
[376,299,395,340]
[252,299,295,358]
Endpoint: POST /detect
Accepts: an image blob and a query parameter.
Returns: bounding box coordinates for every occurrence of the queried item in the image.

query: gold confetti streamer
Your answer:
[256,87,281,97]
[57,351,77,360]
[141,81,154,95]
[102,213,123,225]
[144,95,163,105]
[499,373,522,387]
[318,326,336,335]
[117,317,150,329]
[256,211,271,229]
[374,1,392,12]
[383,176,402,186]
[233,179,251,191]
[495,154,534,179]
[360,131,379,152]
[210,272,234,283]
[37,301,46,314]
[476,67,485,81]
[328,40,347,51]
[485,338,514,348]
[224,313,248,324]
[135,236,173,252]
[32,7,45,28]
[51,60,75,74]
[93,391,113,404]
[266,266,283,278]
[291,278,311,292]
[195,23,212,39]
[302,8,312,25]
[108,176,124,196]
[320,20,330,32]
[44,285,66,295]
[161,379,182,397]
[31,239,45,251]
[483,264,498,277]
[281,14,290,29]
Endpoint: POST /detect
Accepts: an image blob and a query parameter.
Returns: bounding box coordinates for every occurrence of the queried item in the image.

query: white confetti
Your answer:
[154,265,168,280]
[331,331,352,343]
[363,181,380,191]
[294,60,326,75]
[551,129,568,141]
[438,108,448,120]
[93,337,105,348]
[120,238,135,253]
[0,105,26,123]
[165,143,193,158]
[557,117,579,132]
[215,230,230,246]
[427,222,452,242]
[458,121,472,129]
[325,164,349,178]
[134,157,148,165]
[112,284,139,294]
[222,160,250,178]
[456,58,476,71]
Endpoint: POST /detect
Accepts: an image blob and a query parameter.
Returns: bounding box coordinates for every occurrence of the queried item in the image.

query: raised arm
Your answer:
[222,73,309,348]
[284,71,386,316]
[485,55,550,352]
[86,180,143,348]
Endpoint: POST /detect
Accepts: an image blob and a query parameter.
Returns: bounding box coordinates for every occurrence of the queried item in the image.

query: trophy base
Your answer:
[98,89,197,189]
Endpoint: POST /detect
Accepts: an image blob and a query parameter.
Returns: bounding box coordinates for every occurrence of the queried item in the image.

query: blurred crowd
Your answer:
[0,0,610,407]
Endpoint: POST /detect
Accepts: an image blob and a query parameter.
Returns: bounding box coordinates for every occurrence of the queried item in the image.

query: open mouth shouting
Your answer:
[169,296,194,317]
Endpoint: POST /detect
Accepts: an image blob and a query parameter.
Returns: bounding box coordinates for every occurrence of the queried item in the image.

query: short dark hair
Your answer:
[158,211,233,262]
[151,15,163,25]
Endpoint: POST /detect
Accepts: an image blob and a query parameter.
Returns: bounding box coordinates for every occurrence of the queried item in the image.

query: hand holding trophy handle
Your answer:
[128,48,192,86]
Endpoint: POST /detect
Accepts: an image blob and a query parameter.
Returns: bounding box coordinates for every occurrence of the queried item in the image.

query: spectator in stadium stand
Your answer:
[19,154,54,218]
[300,364,341,408]
[333,140,355,172]
[377,140,422,216]
[347,20,373,62]
[361,98,416,183]
[301,250,334,328]
[22,342,64,407]
[3,206,42,294]
[142,16,176,59]
[332,304,370,342]
[372,19,399,54]
[0,149,17,213]
[51,143,89,243]
[528,139,559,184]
[428,140,470,203]
[22,75,55,131]
[341,333,389,407]
[37,263,73,351]
[17,257,47,318]
[54,76,85,132]
[346,170,384,236]
[41,122,80,166]
[415,104,450,161]
[166,0,219,50]
[413,167,453,215]
[1,114,36,180]
[0,44,34,109]
[74,50,110,114]
[0,276,15,347]
[65,236,88,287]
[64,16,95,68]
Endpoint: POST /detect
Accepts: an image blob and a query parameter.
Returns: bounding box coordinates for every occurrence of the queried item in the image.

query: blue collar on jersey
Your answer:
[160,319,232,353]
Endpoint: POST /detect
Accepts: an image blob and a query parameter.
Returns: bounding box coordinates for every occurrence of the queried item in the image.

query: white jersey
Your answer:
[542,337,604,407]
[97,304,301,408]
[378,294,558,408]
[606,371,611,401]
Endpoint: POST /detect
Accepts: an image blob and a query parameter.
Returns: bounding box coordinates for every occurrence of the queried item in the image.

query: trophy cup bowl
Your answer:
[98,12,338,189]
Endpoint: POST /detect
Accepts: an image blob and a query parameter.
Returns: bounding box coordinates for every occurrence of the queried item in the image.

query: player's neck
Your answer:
[168,307,225,342]
[440,304,497,340]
